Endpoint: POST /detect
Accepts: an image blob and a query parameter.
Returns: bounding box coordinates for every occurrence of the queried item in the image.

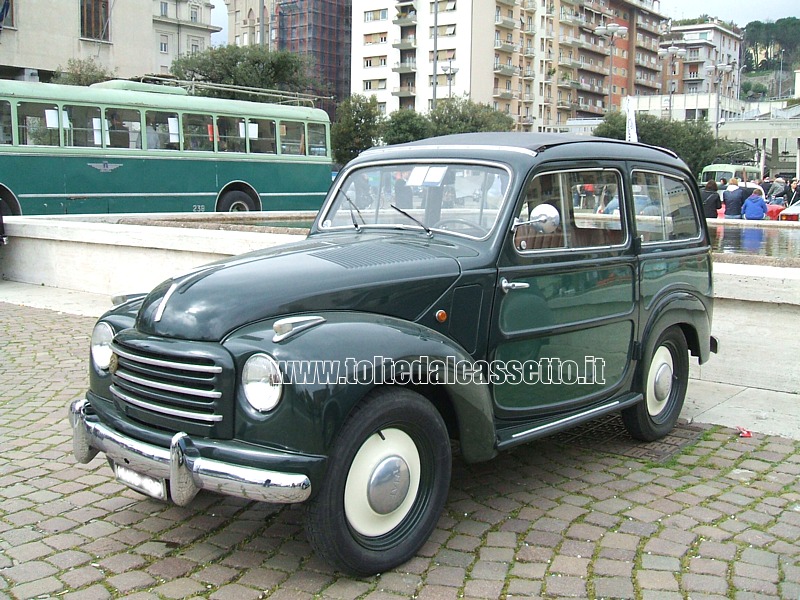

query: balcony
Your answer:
[636,19,660,34]
[495,15,517,29]
[522,1,536,11]
[561,12,585,26]
[392,86,417,97]
[392,37,417,49]
[392,61,417,73]
[682,55,705,64]
[522,45,535,57]
[520,94,535,103]
[556,98,573,110]
[520,116,536,124]
[522,26,536,36]
[541,29,555,40]
[493,88,515,99]
[395,0,416,5]
[578,61,608,76]
[392,13,418,26]
[494,39,517,53]
[635,77,659,89]
[577,103,604,115]
[521,69,535,79]
[496,0,516,5]
[559,34,579,47]
[493,63,519,76]
[557,78,577,89]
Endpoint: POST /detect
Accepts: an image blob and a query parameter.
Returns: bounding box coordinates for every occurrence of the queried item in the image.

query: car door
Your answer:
[488,166,639,434]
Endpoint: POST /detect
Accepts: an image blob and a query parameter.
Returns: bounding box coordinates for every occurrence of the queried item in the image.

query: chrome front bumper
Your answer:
[69,397,311,506]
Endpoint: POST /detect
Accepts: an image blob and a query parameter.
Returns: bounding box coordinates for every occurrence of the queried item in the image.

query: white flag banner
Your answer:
[625,96,638,143]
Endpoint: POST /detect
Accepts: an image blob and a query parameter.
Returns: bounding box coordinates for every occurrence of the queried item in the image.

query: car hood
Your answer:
[136,234,467,341]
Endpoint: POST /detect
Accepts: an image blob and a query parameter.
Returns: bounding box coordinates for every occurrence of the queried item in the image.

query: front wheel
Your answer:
[306,388,452,576]
[622,326,689,442]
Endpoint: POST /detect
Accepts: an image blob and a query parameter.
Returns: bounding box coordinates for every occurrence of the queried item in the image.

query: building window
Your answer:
[190,6,198,22]
[81,0,110,41]
[160,2,168,16]
[160,34,169,53]
[364,8,388,22]
[0,0,14,29]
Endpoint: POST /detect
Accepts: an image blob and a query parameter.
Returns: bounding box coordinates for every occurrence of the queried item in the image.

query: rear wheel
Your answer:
[218,190,256,212]
[623,326,689,441]
[306,388,451,576]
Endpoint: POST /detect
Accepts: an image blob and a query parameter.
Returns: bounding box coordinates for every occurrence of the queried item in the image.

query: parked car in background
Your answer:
[71,133,718,576]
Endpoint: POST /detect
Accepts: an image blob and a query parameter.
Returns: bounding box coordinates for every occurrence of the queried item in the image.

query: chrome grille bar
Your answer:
[111,386,223,423]
[113,344,222,374]
[114,369,221,399]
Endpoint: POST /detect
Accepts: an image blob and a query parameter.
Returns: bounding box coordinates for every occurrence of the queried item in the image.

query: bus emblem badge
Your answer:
[88,162,122,173]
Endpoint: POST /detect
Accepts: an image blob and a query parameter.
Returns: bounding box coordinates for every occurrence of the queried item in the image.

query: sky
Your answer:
[209,1,799,47]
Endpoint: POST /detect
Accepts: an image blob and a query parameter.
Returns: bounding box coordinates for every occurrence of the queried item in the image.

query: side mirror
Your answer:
[513,203,560,234]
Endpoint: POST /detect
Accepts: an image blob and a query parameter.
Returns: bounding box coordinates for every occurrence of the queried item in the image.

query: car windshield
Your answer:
[319,162,511,239]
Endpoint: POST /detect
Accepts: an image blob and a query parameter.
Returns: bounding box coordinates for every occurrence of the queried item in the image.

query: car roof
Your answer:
[357,132,680,165]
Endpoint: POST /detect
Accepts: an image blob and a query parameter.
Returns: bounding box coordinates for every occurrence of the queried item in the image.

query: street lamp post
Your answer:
[595,23,628,112]
[705,63,733,140]
[441,59,459,99]
[778,49,785,99]
[658,45,686,120]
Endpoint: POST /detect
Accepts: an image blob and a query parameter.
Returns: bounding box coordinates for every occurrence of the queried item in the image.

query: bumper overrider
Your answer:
[69,397,311,506]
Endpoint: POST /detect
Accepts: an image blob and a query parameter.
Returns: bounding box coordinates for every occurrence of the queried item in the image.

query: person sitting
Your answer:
[741,186,768,220]
[108,112,130,148]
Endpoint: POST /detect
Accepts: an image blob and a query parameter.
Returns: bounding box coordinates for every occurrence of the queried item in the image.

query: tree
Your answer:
[171,45,313,101]
[331,94,383,166]
[50,58,116,86]
[593,112,717,178]
[427,96,515,136]
[382,109,432,145]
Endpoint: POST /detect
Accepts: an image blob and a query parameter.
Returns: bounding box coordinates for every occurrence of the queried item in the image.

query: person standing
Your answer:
[701,180,721,219]
[787,178,800,206]
[742,186,768,220]
[722,177,746,219]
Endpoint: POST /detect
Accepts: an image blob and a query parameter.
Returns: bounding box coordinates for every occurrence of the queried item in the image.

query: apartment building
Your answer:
[222,0,352,118]
[351,0,667,131]
[0,0,220,81]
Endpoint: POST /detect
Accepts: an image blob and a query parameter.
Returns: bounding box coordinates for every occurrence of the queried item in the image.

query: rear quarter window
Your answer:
[631,171,701,244]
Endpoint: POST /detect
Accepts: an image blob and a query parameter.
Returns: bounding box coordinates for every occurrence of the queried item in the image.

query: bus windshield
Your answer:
[0,80,332,215]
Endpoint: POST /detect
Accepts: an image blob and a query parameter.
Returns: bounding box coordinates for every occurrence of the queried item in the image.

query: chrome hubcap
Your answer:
[653,363,673,403]
[367,456,410,515]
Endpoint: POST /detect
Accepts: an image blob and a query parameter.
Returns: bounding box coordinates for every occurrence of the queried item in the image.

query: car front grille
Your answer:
[109,337,233,438]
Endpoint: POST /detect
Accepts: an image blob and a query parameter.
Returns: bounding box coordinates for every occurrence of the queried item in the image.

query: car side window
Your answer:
[514,169,624,253]
[632,171,700,243]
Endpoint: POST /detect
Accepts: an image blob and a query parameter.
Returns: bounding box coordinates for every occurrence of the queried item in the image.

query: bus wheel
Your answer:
[306,388,451,576]
[218,191,256,212]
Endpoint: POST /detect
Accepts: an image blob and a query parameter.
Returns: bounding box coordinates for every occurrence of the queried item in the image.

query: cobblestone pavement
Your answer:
[1,302,799,600]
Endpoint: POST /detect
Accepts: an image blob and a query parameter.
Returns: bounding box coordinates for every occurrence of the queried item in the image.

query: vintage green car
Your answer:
[71,133,717,575]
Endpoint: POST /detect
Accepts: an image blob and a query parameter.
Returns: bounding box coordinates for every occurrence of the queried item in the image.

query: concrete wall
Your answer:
[2,213,798,395]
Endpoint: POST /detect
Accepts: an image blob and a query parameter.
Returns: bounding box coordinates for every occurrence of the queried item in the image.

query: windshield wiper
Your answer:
[338,191,365,232]
[389,203,432,237]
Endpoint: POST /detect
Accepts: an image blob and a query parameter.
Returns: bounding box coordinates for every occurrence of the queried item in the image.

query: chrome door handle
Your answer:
[500,278,530,293]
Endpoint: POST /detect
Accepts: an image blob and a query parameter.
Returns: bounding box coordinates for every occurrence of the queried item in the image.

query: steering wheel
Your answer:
[432,218,488,237]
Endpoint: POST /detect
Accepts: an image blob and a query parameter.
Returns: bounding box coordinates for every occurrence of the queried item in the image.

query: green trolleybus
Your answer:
[0,79,332,215]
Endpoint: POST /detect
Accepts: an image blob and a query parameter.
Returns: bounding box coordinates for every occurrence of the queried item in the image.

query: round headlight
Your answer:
[91,322,115,370]
[242,353,283,412]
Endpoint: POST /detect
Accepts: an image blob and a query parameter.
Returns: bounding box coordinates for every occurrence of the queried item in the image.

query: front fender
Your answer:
[224,312,498,465]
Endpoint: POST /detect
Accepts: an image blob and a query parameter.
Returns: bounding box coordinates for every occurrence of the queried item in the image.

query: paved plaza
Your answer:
[1,300,799,600]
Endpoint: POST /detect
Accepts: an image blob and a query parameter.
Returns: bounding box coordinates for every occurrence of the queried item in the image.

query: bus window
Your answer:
[280,121,306,155]
[145,110,177,150]
[105,108,141,149]
[308,123,327,157]
[64,105,102,147]
[17,102,60,146]
[182,113,214,151]
[248,118,276,154]
[216,116,245,152]
[0,101,12,144]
